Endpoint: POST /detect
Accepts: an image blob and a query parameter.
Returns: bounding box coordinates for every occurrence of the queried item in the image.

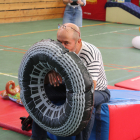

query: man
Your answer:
[30,23,110,140]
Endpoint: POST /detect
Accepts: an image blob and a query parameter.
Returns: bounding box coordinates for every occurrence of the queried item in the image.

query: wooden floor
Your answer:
[0,18,140,140]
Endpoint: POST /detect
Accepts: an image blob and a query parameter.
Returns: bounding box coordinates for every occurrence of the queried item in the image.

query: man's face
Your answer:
[57,29,78,53]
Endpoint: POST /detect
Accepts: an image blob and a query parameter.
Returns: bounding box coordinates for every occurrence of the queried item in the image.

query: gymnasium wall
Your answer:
[131,0,140,6]
[0,0,65,24]
[82,0,107,21]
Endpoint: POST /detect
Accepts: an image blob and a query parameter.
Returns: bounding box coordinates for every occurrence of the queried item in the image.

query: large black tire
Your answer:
[18,39,94,137]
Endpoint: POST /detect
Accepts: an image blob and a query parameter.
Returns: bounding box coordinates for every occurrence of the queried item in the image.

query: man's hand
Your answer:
[47,70,62,87]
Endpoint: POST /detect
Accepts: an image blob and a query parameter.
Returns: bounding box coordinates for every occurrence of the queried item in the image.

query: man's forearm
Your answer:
[93,80,96,90]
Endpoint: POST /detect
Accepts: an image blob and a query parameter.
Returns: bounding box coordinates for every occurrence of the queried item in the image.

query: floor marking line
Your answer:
[104,63,140,69]
[0,23,136,39]
[105,64,140,69]
[104,65,140,72]
[0,73,18,78]
[2,49,26,54]
[105,68,140,72]
[108,74,138,84]
[0,45,27,51]
[97,46,133,49]
[122,65,140,69]
[0,23,112,38]
[114,32,137,36]
[0,73,17,75]
[0,29,58,38]
[103,25,140,30]
[82,23,112,27]
[82,27,138,38]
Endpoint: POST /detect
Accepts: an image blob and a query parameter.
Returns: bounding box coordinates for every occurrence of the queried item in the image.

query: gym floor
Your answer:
[0,18,140,140]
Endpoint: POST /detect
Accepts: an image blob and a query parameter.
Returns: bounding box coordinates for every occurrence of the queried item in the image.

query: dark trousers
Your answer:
[31,84,110,140]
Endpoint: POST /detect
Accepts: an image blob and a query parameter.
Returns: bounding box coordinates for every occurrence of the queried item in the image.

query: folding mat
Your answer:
[107,85,131,90]
[0,90,32,137]
[1,89,140,140]
[115,76,140,91]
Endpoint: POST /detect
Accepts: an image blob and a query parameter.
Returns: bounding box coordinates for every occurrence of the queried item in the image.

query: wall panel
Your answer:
[0,0,65,23]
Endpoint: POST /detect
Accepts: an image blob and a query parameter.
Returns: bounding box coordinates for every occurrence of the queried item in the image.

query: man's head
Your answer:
[57,23,82,54]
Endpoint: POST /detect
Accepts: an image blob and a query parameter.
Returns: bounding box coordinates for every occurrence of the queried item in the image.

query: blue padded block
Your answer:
[89,104,110,140]
[109,89,140,100]
[105,2,140,18]
[47,90,140,140]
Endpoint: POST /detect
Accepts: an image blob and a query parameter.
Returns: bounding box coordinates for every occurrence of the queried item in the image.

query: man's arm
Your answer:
[93,80,96,90]
[44,70,62,87]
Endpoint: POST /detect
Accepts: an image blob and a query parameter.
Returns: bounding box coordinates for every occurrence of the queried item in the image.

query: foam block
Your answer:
[108,100,140,140]
[115,76,140,91]
[47,90,140,140]
[88,90,140,140]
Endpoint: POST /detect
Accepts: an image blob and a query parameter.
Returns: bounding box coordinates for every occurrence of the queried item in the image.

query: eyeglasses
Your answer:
[58,24,80,37]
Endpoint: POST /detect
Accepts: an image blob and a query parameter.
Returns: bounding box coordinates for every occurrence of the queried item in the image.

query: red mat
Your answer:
[107,85,131,90]
[0,91,32,137]
[114,76,140,91]
[0,85,131,137]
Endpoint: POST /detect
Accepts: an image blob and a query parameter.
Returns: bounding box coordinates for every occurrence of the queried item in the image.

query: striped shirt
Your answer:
[77,41,108,90]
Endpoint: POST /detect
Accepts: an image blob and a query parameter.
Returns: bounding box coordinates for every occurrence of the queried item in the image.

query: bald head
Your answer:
[57,23,81,41]
[57,23,82,54]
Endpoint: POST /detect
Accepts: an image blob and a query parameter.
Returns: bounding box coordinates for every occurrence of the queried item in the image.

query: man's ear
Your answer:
[77,38,81,44]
